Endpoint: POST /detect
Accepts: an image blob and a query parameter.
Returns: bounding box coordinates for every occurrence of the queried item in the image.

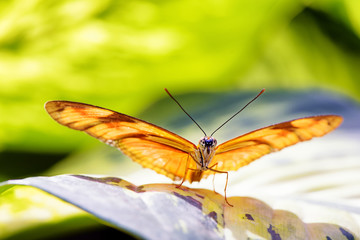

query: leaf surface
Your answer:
[1,175,358,239]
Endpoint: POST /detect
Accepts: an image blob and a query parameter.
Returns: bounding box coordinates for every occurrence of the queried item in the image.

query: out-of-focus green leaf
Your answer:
[0,183,102,240]
[243,6,360,99]
[2,0,360,153]
[0,0,304,151]
[344,0,360,37]
[0,175,359,239]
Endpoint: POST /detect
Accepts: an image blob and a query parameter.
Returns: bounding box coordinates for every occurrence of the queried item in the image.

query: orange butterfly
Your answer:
[45,89,342,206]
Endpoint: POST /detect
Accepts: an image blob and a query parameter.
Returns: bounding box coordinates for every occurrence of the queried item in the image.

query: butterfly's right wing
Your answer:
[45,101,198,181]
[203,115,342,177]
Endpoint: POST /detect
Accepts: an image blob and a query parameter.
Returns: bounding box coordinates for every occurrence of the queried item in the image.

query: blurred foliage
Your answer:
[0,1,359,178]
[0,184,133,239]
[1,0,360,153]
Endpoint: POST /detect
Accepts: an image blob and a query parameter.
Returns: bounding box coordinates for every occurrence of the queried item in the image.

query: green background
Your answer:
[1,0,359,179]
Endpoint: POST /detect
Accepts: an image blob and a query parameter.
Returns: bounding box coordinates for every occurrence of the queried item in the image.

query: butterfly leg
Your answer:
[176,154,190,188]
[208,168,233,207]
[176,175,186,188]
[209,162,219,193]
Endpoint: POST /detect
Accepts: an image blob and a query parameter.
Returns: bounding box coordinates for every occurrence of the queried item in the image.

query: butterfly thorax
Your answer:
[194,136,217,171]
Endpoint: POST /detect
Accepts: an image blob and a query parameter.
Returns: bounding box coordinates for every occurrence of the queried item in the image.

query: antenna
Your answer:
[165,88,207,136]
[210,88,265,136]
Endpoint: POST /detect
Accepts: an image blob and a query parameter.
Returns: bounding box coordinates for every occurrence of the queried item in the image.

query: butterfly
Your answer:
[45,89,343,206]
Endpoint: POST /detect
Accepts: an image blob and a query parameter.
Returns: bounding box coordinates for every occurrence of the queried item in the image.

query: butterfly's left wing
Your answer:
[45,101,198,181]
[203,115,342,177]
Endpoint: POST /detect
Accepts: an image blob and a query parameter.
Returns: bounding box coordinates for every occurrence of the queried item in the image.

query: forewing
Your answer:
[45,101,197,180]
[204,115,342,176]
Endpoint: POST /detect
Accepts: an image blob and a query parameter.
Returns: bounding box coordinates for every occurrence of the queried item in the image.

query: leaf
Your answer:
[0,183,100,240]
[1,175,358,239]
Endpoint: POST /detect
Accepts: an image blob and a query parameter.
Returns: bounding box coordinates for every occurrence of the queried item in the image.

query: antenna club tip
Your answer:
[257,88,265,96]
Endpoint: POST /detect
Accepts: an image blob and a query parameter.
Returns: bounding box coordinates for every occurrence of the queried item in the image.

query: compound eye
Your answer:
[205,139,213,145]
[199,139,205,146]
[213,139,217,145]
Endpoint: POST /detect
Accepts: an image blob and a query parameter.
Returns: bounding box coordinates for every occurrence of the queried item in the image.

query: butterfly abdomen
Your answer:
[188,170,204,183]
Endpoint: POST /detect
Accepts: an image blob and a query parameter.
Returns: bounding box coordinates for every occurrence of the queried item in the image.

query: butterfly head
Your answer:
[200,137,217,147]
[198,136,217,169]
